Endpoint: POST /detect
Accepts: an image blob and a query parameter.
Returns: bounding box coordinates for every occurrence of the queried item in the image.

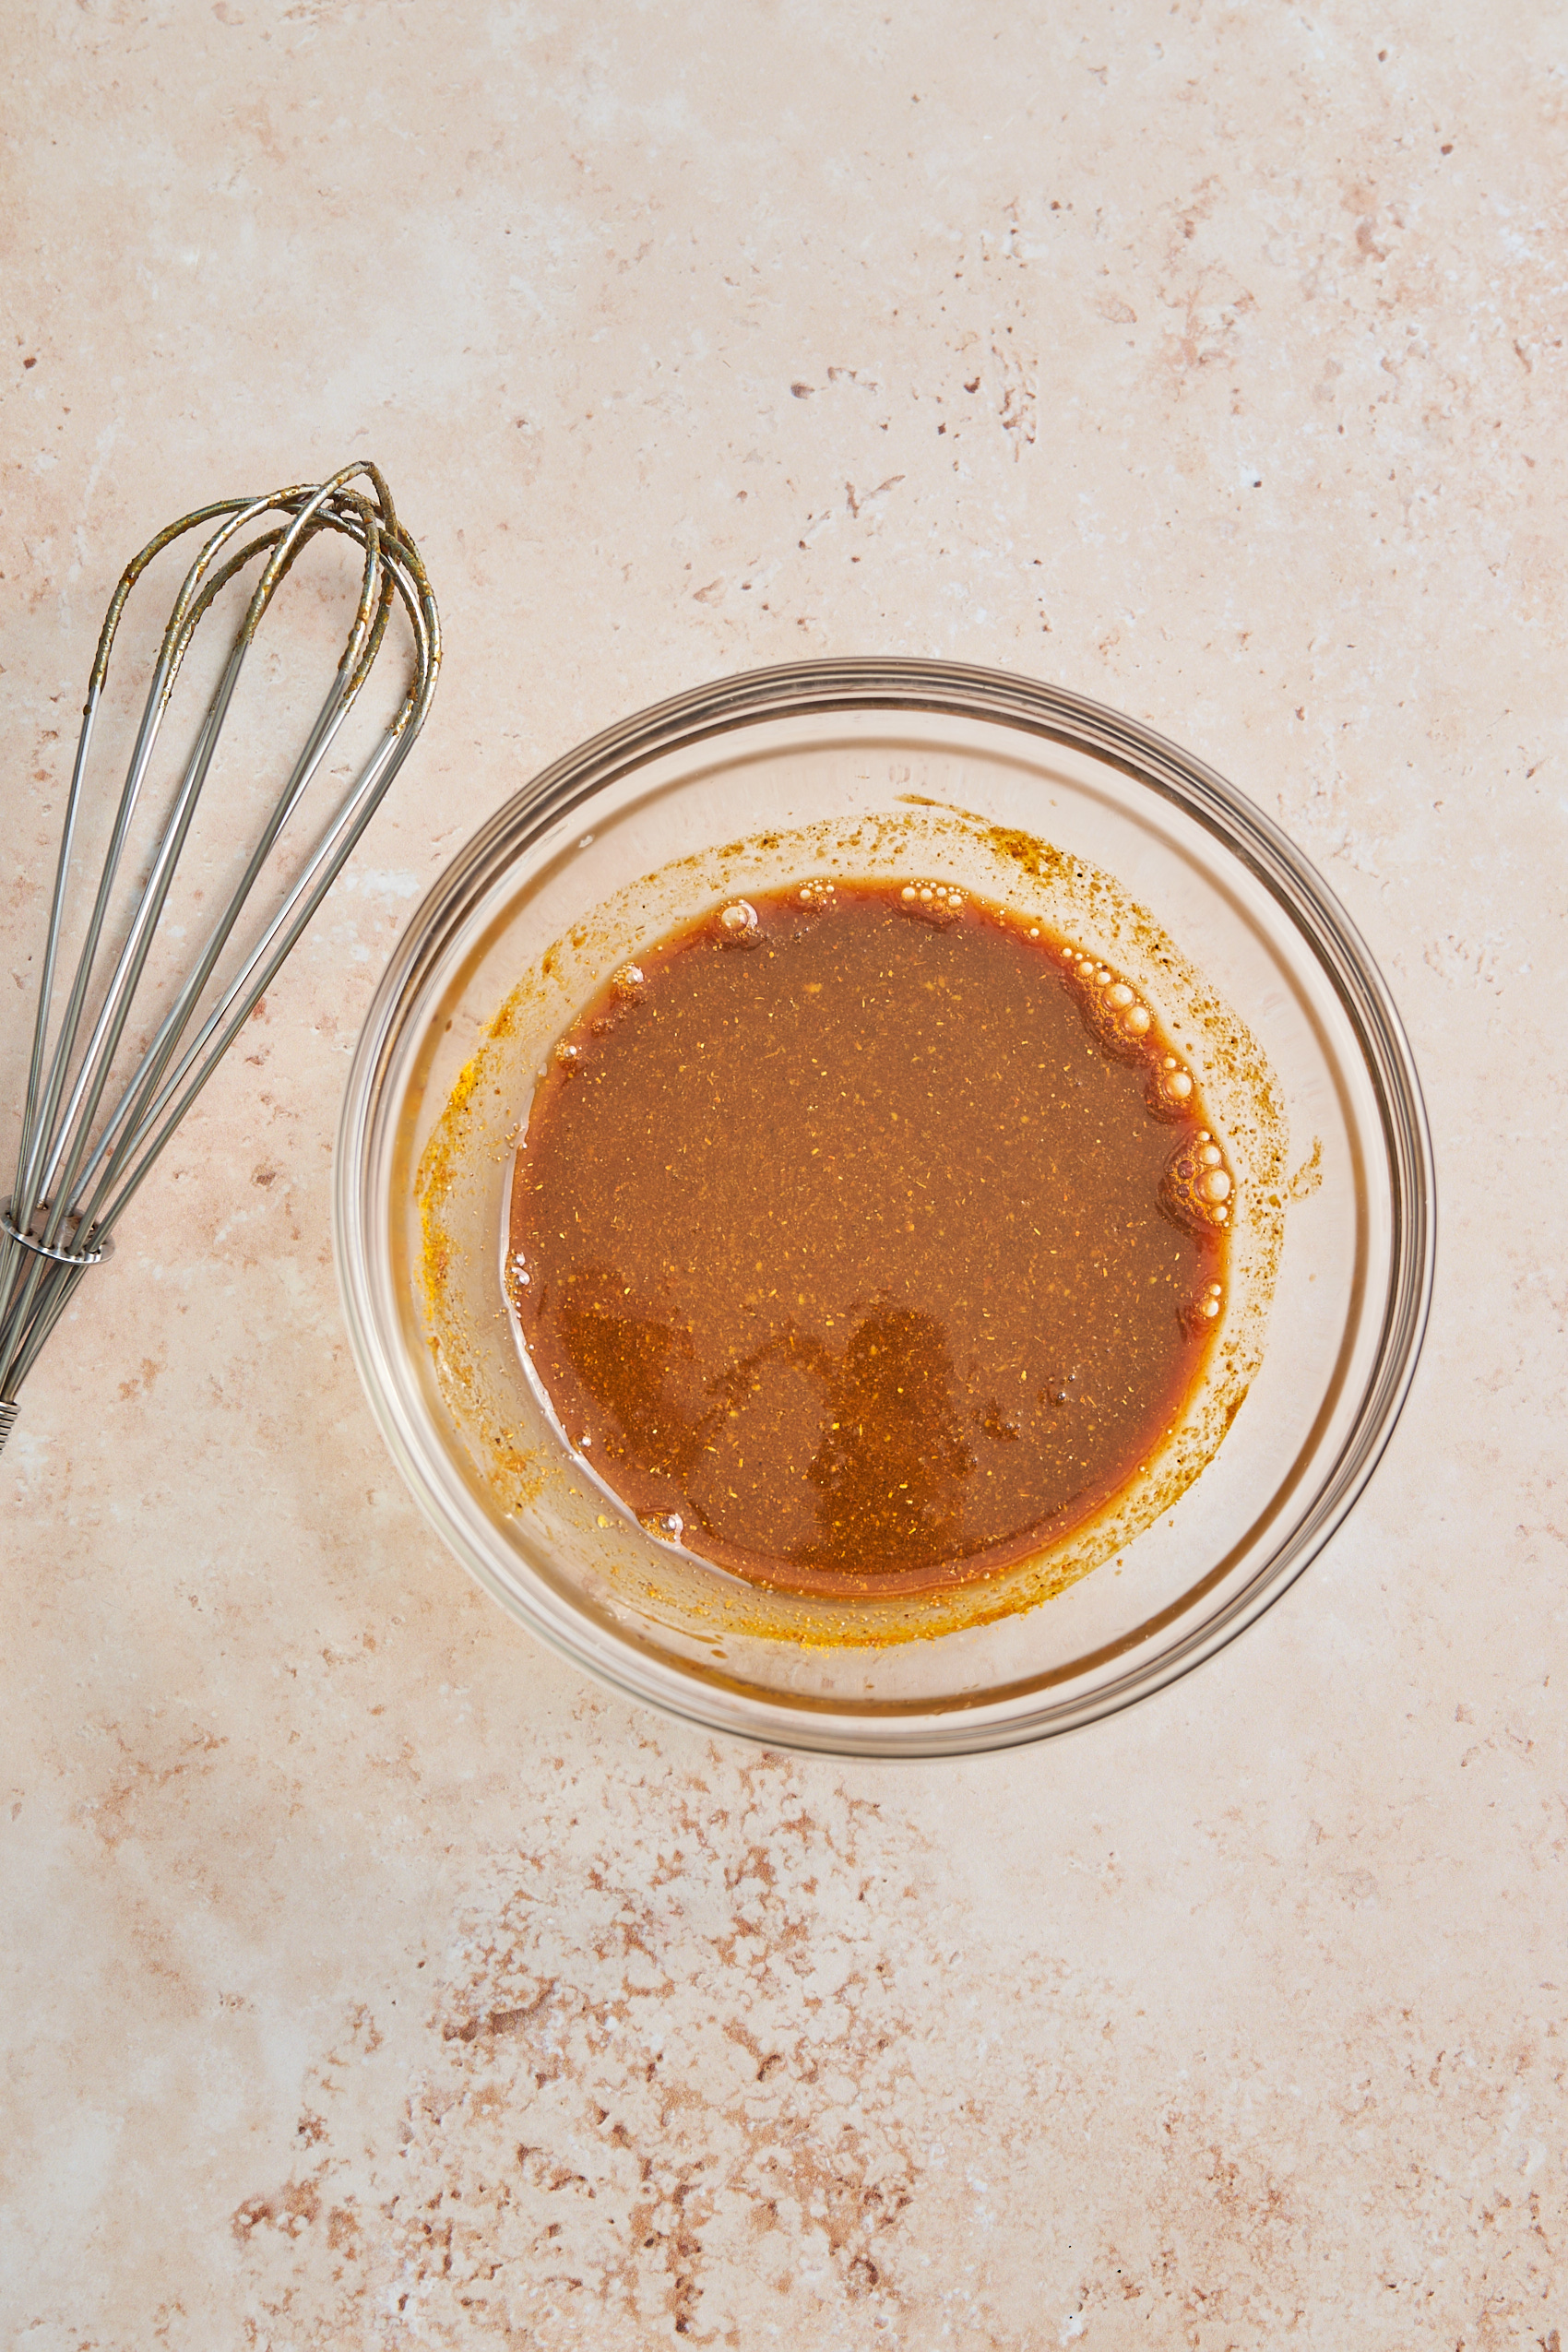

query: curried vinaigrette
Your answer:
[505,878,1233,1599]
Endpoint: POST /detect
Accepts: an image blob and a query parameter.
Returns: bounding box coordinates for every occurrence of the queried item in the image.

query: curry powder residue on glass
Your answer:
[505,878,1234,1600]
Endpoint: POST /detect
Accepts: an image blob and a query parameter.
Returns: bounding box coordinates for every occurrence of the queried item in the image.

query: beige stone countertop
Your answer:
[4,3,1564,2345]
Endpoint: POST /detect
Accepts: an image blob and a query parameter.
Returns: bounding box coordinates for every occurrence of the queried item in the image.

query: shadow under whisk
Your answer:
[0,461,441,1454]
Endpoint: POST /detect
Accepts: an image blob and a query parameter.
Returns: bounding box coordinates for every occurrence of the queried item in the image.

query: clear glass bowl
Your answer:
[334,660,1433,1755]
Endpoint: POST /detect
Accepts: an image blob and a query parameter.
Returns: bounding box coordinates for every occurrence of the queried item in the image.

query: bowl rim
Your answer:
[334,657,1436,1754]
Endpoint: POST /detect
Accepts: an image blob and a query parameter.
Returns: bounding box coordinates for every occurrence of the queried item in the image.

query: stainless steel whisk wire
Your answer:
[1,462,441,1453]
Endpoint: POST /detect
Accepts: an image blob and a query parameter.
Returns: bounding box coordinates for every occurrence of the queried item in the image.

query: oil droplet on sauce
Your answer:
[505,881,1231,1598]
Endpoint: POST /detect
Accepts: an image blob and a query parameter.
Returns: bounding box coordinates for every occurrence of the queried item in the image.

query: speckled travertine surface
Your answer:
[3,4,1565,2345]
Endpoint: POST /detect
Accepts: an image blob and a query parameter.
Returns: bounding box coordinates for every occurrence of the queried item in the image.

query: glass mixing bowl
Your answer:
[334,659,1432,1755]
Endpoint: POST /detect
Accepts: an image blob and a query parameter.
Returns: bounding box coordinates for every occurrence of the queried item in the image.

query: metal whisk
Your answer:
[1,462,440,1454]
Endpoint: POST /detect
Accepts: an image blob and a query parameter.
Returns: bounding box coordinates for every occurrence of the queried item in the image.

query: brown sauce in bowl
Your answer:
[505,879,1232,1598]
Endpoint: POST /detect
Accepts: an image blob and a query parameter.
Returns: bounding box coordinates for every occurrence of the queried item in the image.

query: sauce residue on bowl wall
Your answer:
[505,878,1234,1599]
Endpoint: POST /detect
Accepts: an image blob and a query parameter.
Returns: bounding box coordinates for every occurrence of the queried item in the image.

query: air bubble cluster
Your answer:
[1162,1129,1236,1232]
[640,1509,685,1544]
[1070,952,1158,1056]
[1182,1277,1226,1335]
[611,963,646,998]
[797,878,837,908]
[898,878,965,925]
[1051,939,1209,1126]
[1150,1052,1195,1115]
